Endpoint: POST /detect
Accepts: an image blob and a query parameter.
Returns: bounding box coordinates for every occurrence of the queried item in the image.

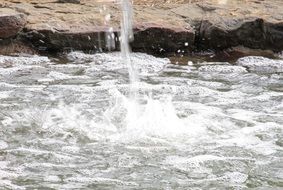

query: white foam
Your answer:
[38,71,90,83]
[44,175,61,183]
[0,141,8,150]
[49,64,89,74]
[0,55,50,65]
[237,56,283,73]
[0,65,45,77]
[199,65,247,73]
[0,180,26,190]
[221,172,248,184]
[68,52,169,77]
[61,146,80,154]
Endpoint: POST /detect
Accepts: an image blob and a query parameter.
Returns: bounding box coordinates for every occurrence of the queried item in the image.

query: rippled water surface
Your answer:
[0,52,282,189]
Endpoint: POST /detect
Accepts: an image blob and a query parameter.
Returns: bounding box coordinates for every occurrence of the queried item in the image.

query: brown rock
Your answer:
[7,0,195,53]
[0,9,26,39]
[0,0,282,54]
[172,0,283,51]
[0,39,36,55]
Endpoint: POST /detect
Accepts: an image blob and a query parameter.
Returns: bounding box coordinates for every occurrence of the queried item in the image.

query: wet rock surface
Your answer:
[0,0,282,54]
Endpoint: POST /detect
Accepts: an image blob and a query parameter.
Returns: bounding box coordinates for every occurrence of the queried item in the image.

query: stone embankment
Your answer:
[0,0,282,54]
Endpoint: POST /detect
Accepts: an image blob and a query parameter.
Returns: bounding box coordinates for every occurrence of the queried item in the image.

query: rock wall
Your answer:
[0,0,282,54]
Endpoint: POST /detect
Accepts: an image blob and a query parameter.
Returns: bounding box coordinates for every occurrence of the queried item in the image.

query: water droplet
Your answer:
[105,14,111,22]
[187,61,193,65]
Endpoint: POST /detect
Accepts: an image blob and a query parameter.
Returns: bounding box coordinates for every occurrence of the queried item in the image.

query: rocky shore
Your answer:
[0,0,282,55]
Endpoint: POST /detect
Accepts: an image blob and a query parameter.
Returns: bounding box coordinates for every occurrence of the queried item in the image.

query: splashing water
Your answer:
[120,0,138,84]
[1,51,283,190]
[0,1,283,189]
[114,0,183,134]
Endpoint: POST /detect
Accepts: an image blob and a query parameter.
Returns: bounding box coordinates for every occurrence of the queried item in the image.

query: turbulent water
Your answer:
[0,52,283,189]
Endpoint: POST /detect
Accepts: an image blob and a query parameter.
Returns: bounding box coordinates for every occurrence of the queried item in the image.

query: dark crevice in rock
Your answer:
[56,0,80,4]
[132,26,194,53]
[20,29,121,53]
[191,19,204,51]
[33,5,53,10]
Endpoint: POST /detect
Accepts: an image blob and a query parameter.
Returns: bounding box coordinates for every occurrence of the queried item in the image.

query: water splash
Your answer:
[1,52,283,189]
[1,1,283,189]
[120,0,138,86]
[113,0,188,138]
